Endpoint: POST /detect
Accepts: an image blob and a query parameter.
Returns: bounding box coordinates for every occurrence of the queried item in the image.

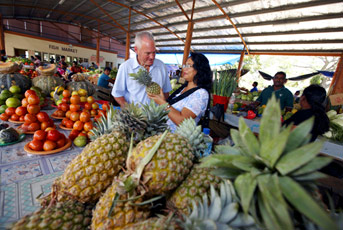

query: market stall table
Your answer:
[223,113,343,161]
[0,109,84,228]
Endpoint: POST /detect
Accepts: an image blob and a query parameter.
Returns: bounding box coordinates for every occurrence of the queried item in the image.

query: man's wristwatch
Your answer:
[166,104,172,109]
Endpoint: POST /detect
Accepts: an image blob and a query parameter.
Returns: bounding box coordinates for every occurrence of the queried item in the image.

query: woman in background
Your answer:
[283,84,329,142]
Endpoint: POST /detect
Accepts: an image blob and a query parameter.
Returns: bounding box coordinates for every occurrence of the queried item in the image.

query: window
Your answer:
[56,54,61,62]
[43,53,49,62]
[106,61,113,68]
[34,51,41,57]
[79,58,83,63]
[67,56,72,62]
[73,57,78,62]
[84,58,88,63]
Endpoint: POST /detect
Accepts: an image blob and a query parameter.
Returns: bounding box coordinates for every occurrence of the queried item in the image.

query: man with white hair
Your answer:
[112,31,172,107]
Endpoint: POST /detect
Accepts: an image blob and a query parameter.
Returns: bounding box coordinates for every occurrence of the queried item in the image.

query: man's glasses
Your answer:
[182,64,193,68]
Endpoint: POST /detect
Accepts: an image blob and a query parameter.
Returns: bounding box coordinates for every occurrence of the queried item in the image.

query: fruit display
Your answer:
[0,61,20,74]
[235,90,260,102]
[19,68,38,79]
[66,80,95,96]
[17,90,55,133]
[27,129,67,151]
[130,68,161,95]
[0,71,32,94]
[36,63,57,76]
[32,75,64,96]
[323,110,343,142]
[9,97,339,230]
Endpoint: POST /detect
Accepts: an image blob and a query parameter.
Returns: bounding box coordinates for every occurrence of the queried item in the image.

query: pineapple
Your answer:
[126,119,206,196]
[11,200,93,230]
[122,181,256,230]
[130,68,161,95]
[201,95,337,230]
[91,175,150,230]
[52,130,129,203]
[167,165,222,215]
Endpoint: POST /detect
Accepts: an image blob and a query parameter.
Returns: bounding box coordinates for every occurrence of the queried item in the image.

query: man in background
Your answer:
[97,67,114,89]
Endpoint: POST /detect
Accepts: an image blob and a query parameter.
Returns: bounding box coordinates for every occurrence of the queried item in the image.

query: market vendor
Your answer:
[255,71,293,110]
[97,67,114,89]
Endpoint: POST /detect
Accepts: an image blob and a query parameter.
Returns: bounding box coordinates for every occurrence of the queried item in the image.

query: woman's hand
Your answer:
[147,89,167,105]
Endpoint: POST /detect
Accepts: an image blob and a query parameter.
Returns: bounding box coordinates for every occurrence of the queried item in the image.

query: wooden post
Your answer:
[236,50,245,81]
[96,22,100,67]
[125,7,131,60]
[182,21,194,65]
[0,14,5,52]
[328,54,343,95]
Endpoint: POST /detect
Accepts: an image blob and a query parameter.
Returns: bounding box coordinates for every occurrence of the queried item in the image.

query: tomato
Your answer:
[69,104,80,112]
[87,96,95,104]
[94,114,102,122]
[27,104,40,114]
[36,112,49,123]
[25,90,37,98]
[78,132,87,138]
[40,121,49,131]
[90,109,97,116]
[15,106,28,116]
[70,111,80,122]
[65,110,72,119]
[0,113,9,121]
[10,114,20,121]
[29,140,44,151]
[28,122,40,131]
[47,119,54,128]
[33,130,47,141]
[21,98,29,107]
[47,129,61,141]
[20,122,30,132]
[5,107,16,116]
[45,127,55,132]
[68,129,80,141]
[73,121,84,131]
[55,110,65,117]
[91,103,99,110]
[83,121,94,132]
[60,103,69,112]
[62,90,71,98]
[19,115,25,122]
[70,95,81,105]
[87,131,94,139]
[102,103,110,112]
[24,113,37,123]
[84,102,92,110]
[61,118,69,126]
[59,133,66,140]
[56,138,66,148]
[80,111,91,122]
[97,110,106,117]
[27,94,40,105]
[43,140,57,151]
[65,119,74,128]
[61,97,70,104]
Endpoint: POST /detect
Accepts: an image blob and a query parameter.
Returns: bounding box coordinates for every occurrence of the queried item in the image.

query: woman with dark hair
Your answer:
[148,52,212,132]
[283,84,329,142]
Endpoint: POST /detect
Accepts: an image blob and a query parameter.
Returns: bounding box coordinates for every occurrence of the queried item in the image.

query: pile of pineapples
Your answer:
[10,97,339,230]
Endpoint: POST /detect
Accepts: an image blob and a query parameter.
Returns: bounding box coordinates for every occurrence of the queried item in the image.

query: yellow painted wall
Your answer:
[4,32,124,67]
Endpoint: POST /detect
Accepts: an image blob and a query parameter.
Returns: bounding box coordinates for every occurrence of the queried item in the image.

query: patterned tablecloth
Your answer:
[0,110,84,228]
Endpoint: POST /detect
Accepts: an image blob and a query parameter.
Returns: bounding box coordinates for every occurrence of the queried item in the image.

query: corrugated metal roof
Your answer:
[1,0,342,55]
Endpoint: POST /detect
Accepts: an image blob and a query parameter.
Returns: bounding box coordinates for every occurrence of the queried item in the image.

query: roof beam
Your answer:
[154,27,343,42]
[156,40,343,47]
[57,0,88,21]
[70,1,111,23]
[29,0,39,17]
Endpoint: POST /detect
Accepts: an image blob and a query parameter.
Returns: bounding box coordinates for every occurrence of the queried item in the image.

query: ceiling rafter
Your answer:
[57,0,88,21]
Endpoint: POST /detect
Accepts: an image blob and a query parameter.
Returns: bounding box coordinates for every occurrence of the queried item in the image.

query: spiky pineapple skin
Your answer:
[122,216,179,230]
[91,178,150,230]
[56,130,129,203]
[146,82,161,95]
[129,133,194,196]
[11,200,93,230]
[168,166,222,215]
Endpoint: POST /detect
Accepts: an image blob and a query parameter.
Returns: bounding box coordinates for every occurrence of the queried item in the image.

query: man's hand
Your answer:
[114,96,127,107]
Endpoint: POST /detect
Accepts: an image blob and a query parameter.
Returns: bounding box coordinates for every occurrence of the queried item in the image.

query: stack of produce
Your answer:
[17,90,55,132]
[10,98,339,230]
[0,86,23,119]
[33,65,64,96]
[235,90,260,102]
[324,110,343,142]
[27,129,67,151]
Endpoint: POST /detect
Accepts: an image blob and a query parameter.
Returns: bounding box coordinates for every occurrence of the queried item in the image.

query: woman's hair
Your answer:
[73,61,78,65]
[302,84,329,135]
[188,52,212,91]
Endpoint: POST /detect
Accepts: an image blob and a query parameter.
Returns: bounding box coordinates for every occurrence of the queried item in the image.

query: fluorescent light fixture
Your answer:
[46,13,50,18]
[59,0,66,5]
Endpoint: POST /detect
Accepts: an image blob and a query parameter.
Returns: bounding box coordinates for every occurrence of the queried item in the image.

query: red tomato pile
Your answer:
[28,129,67,151]
[17,90,55,132]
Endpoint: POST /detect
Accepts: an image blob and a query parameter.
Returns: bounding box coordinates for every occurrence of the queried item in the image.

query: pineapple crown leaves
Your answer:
[129,68,152,86]
[141,101,170,138]
[180,180,255,230]
[201,95,336,230]
[90,104,117,141]
[175,118,207,159]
